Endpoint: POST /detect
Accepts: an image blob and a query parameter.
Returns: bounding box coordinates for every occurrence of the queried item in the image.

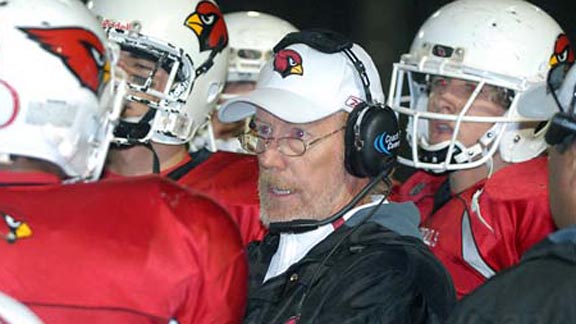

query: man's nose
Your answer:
[258,141,287,171]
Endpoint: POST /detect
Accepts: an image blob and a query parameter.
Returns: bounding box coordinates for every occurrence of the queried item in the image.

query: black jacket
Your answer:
[245,202,456,324]
[447,225,576,324]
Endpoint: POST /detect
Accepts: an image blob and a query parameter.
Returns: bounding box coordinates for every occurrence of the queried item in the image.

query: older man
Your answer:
[219,30,455,324]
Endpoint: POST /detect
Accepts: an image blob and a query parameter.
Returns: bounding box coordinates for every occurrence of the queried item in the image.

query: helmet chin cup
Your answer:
[418,140,464,173]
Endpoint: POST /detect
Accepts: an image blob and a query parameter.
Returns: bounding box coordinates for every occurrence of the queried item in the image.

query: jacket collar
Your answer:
[522,225,576,264]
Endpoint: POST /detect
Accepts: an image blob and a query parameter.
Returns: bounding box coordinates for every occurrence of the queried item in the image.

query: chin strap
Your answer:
[142,142,161,174]
[485,156,495,178]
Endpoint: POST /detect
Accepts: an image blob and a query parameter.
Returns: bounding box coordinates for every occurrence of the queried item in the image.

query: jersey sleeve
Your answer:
[159,180,248,324]
[481,157,555,266]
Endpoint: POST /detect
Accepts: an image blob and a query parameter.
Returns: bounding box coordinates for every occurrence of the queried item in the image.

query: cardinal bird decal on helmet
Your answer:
[274,49,303,78]
[184,1,228,53]
[549,33,575,66]
[184,1,228,76]
[19,27,110,95]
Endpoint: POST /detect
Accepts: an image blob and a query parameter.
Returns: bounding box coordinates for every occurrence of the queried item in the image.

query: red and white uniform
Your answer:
[105,151,266,246]
[390,157,555,298]
[0,172,247,323]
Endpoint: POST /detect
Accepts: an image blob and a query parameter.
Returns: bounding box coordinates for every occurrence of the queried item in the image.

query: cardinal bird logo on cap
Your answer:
[549,34,575,66]
[19,27,110,95]
[184,1,228,76]
[274,49,303,78]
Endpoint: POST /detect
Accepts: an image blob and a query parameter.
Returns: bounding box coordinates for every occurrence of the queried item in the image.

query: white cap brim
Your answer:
[218,87,349,124]
[518,65,576,119]
[516,84,558,119]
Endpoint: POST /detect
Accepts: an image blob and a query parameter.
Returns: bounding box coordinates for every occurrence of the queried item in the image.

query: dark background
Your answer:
[80,0,576,97]
[217,0,576,93]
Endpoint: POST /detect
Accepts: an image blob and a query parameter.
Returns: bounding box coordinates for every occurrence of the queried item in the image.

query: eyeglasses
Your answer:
[239,126,346,156]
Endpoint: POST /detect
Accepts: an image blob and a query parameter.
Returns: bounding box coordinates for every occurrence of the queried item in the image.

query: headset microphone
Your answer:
[267,159,395,234]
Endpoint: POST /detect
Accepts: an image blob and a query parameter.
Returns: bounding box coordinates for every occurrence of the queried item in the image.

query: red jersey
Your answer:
[390,157,555,298]
[175,151,266,245]
[105,150,266,246]
[0,172,247,323]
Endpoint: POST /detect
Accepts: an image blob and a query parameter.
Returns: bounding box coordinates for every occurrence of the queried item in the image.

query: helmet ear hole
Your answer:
[0,0,121,181]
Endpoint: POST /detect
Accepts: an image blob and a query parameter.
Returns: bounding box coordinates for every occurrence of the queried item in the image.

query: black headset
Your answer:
[268,30,400,233]
[273,29,400,179]
[545,62,576,150]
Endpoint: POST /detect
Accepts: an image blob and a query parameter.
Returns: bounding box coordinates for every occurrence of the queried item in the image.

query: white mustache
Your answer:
[259,173,296,192]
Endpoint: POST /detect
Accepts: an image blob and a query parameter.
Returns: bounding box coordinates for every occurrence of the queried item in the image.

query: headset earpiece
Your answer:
[546,112,576,147]
[344,103,400,178]
[273,30,400,178]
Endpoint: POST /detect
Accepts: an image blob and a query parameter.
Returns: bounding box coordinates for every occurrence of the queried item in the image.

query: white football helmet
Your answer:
[224,11,298,86]
[88,0,229,146]
[388,0,573,172]
[0,291,43,324]
[0,0,123,182]
[197,11,297,153]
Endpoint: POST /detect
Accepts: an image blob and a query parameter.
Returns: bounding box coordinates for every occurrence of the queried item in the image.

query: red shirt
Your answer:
[391,157,555,298]
[105,151,266,246]
[0,172,247,323]
[176,151,266,245]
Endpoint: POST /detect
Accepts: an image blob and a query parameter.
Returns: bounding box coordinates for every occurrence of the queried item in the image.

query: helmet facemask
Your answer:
[389,51,548,173]
[105,27,197,146]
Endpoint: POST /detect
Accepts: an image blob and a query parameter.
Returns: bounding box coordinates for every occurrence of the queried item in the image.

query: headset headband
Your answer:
[273,29,352,54]
[273,29,373,104]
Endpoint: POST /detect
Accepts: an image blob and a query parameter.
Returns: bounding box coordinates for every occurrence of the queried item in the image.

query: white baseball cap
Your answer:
[218,41,384,124]
[518,64,576,119]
